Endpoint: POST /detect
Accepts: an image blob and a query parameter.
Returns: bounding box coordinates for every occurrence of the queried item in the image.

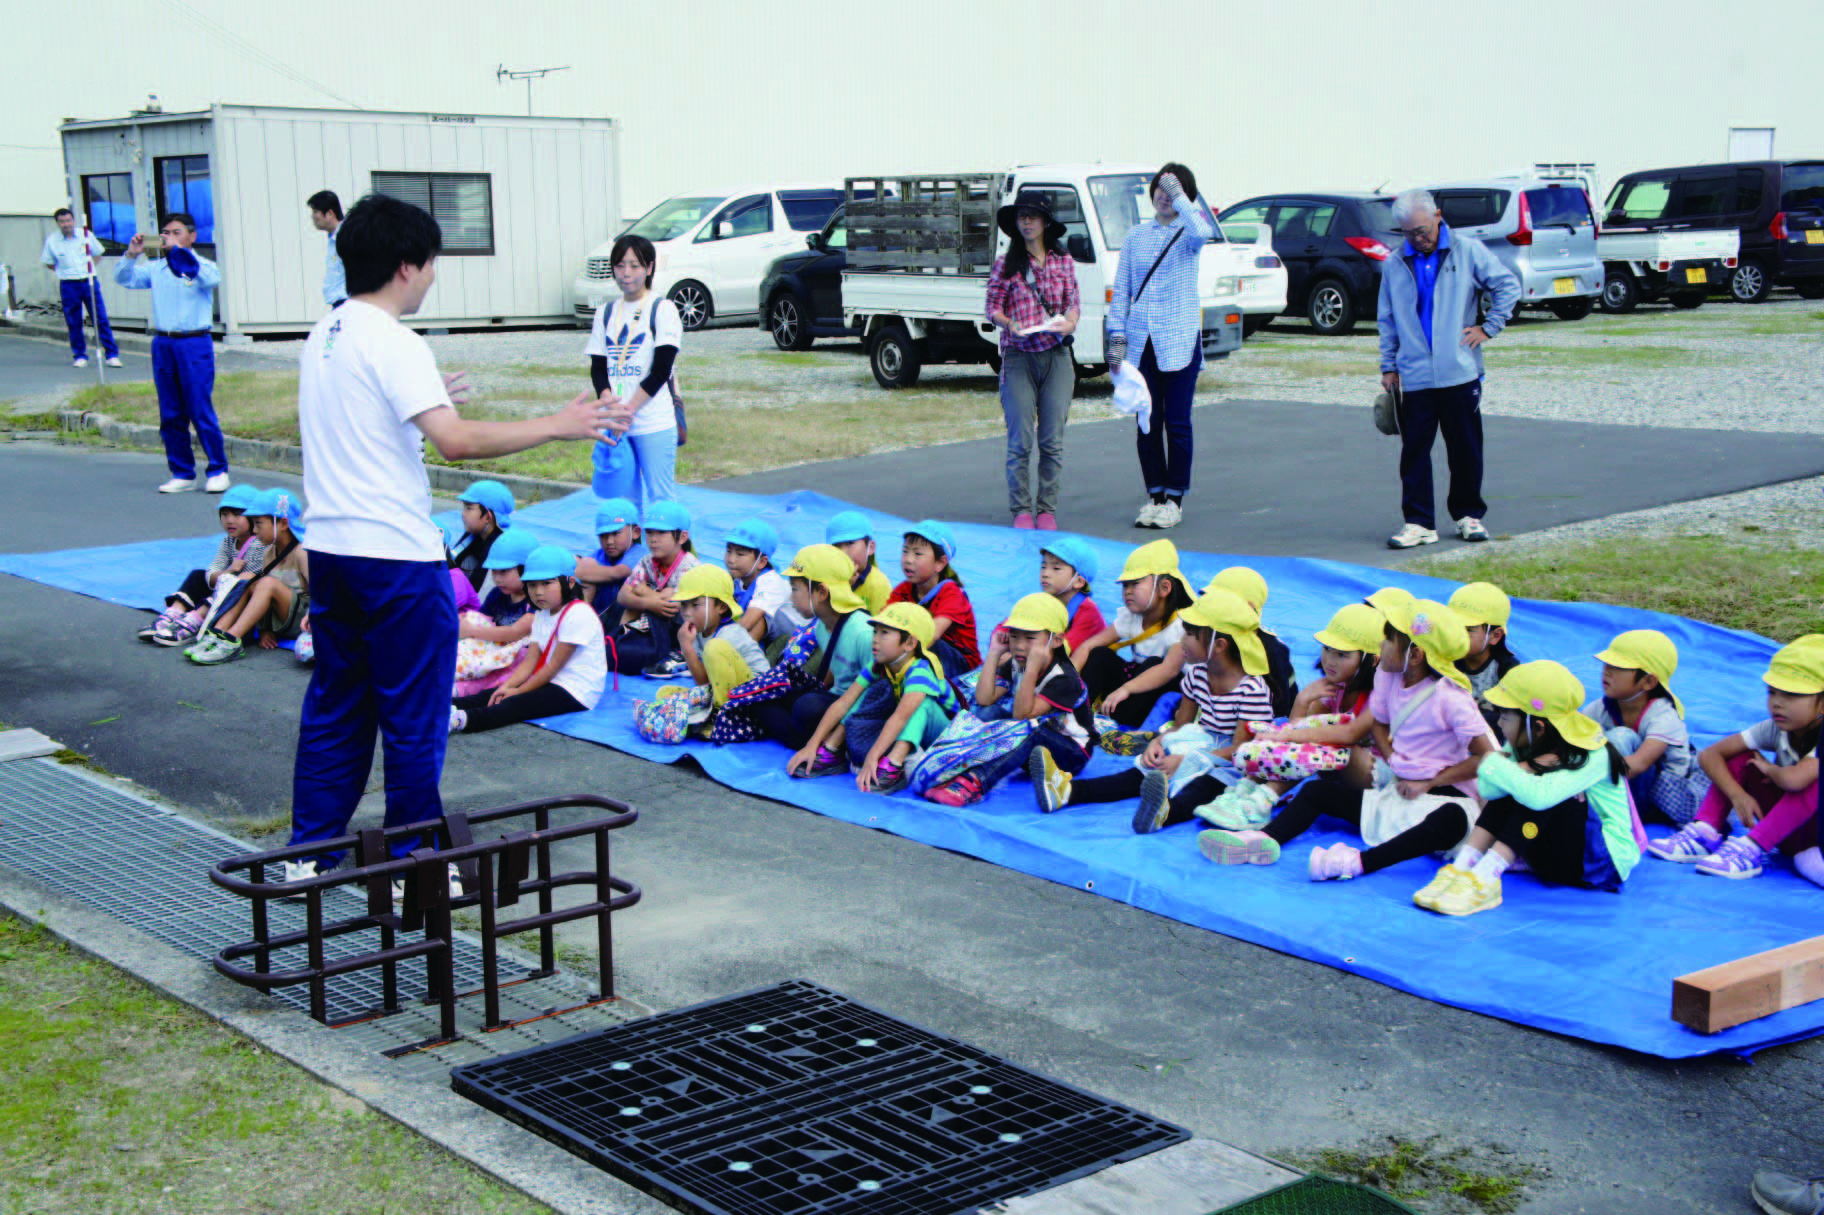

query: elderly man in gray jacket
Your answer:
[1378,189,1521,549]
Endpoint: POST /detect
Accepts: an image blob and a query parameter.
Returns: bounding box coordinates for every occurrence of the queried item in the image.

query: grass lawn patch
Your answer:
[1283,1136,1539,1214]
[1742,310,1824,336]
[1500,344,1695,369]
[0,916,548,1214]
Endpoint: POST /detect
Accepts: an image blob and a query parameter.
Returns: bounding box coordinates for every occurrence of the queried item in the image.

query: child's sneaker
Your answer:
[924,773,985,807]
[1198,828,1281,866]
[793,746,848,779]
[643,652,690,678]
[1412,864,1466,910]
[1432,871,1502,916]
[137,613,175,642]
[1308,843,1363,881]
[1099,728,1155,757]
[187,630,243,665]
[871,758,909,794]
[1194,784,1250,830]
[448,705,468,735]
[1131,768,1177,834]
[1696,835,1764,880]
[1646,820,1723,863]
[1030,747,1070,813]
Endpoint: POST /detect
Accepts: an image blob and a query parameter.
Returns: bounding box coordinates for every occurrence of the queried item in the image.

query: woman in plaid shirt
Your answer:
[985,191,1081,532]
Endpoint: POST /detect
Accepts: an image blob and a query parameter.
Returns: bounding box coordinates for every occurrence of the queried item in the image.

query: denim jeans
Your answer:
[999,344,1074,515]
[591,425,679,513]
[1134,339,1200,496]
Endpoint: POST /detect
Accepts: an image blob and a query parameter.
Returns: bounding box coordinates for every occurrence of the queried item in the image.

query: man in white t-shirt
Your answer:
[284,193,630,881]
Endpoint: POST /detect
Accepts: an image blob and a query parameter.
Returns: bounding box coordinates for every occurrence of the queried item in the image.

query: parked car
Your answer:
[573,186,846,329]
[759,206,859,350]
[1602,160,1824,303]
[1198,221,1286,335]
[1426,178,1604,321]
[1218,193,1397,335]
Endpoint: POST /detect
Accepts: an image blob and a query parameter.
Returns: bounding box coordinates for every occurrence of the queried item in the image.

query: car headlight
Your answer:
[1215,276,1241,295]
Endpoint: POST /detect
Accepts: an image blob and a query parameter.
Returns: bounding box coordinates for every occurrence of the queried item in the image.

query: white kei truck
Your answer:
[839,165,1250,388]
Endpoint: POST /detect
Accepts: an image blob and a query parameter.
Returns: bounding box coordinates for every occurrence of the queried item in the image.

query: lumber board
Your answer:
[1672,935,1824,1034]
[989,1138,1299,1215]
[846,251,994,271]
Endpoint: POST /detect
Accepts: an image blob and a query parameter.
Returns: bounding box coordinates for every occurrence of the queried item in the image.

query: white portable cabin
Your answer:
[58,103,621,338]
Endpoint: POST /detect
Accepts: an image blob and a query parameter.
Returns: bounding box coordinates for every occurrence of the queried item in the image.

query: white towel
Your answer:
[1111,363,1152,434]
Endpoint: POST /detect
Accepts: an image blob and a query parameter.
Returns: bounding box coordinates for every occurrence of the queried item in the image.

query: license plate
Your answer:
[1685,268,1707,284]
[1552,277,1575,295]
[1807,229,1824,245]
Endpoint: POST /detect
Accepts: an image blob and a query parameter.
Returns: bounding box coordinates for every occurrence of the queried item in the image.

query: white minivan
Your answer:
[573,186,846,329]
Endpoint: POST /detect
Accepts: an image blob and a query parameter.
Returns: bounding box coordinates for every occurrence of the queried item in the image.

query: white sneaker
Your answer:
[157,478,197,494]
[106,357,123,368]
[1387,523,1439,550]
[448,705,467,734]
[1134,501,1162,529]
[281,859,320,884]
[204,472,233,493]
[392,862,466,905]
[1155,500,1183,529]
[1455,516,1489,543]
[73,357,88,367]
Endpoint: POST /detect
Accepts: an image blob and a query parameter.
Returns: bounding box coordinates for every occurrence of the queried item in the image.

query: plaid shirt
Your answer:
[984,253,1081,353]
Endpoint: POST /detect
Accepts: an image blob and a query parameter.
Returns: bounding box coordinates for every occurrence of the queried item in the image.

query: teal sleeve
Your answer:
[1476,753,1605,810]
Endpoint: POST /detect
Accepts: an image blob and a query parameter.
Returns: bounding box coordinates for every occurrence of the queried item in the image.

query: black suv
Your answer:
[1218,193,1398,335]
[1603,160,1824,303]
[758,205,858,350]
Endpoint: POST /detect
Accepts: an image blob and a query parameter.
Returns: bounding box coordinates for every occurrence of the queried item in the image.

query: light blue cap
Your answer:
[905,519,956,562]
[483,528,542,570]
[520,544,577,583]
[247,488,305,536]
[644,500,691,533]
[725,519,779,558]
[217,484,260,512]
[458,479,516,524]
[594,497,639,534]
[1040,536,1098,584]
[826,511,873,545]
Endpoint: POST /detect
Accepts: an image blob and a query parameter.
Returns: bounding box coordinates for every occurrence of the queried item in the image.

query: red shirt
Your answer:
[888,579,980,669]
[1063,595,1107,655]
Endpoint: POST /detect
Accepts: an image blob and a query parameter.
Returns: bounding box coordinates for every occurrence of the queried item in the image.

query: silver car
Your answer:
[1425,178,1603,320]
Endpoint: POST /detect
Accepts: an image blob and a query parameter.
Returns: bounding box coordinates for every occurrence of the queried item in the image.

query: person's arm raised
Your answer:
[413,390,629,462]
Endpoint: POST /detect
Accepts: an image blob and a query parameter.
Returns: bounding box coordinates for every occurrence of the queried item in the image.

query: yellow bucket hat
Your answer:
[1205,566,1268,612]
[674,564,741,619]
[1005,592,1069,637]
[1314,603,1385,655]
[784,544,865,613]
[1381,598,1471,691]
[1485,660,1607,751]
[1365,586,1415,616]
[1178,588,1269,676]
[1448,581,1512,629]
[867,601,937,653]
[1593,629,1685,718]
[1763,634,1824,695]
[1119,539,1187,589]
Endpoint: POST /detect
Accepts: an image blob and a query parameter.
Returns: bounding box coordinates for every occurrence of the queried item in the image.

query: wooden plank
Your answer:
[0,729,60,762]
[1672,935,1824,1033]
[988,1138,1299,1215]
[846,251,994,271]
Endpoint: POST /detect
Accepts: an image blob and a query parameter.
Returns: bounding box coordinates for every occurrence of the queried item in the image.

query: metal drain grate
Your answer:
[452,979,1191,1215]
[0,759,526,1024]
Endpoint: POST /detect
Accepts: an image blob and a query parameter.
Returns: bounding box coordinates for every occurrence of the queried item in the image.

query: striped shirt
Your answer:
[1180,665,1273,736]
[1107,195,1214,373]
[206,534,267,579]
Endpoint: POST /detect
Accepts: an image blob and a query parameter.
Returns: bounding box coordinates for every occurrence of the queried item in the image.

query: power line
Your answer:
[155,0,366,110]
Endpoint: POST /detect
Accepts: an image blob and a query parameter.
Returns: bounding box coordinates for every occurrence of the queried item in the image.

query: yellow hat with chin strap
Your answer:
[1380,597,1472,691]
[1005,592,1069,637]
[1205,566,1268,612]
[674,564,741,620]
[1448,581,1512,628]
[867,601,937,653]
[1366,586,1415,616]
[1119,539,1187,589]
[784,544,865,613]
[1593,629,1685,719]
[1178,587,1269,676]
[1763,634,1824,695]
[1314,603,1385,655]
[1486,660,1607,751]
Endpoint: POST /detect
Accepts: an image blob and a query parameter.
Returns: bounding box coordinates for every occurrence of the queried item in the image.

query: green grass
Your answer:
[1285,1136,1538,1214]
[1499,344,1695,368]
[1741,310,1824,336]
[0,915,549,1214]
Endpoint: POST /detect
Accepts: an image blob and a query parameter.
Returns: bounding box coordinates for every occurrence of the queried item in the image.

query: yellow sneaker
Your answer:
[1412,865,1466,911]
[1433,871,1503,917]
[1030,747,1071,813]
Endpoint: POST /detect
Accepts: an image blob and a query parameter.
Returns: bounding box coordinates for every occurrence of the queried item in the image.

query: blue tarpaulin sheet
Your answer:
[4,485,1820,1059]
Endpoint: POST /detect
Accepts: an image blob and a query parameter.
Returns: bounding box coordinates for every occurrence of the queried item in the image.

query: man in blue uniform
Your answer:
[41,208,121,368]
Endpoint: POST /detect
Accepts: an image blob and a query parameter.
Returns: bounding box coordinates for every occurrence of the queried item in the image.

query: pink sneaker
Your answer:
[1035,513,1057,531]
[1013,513,1035,530]
[1309,844,1363,881]
[924,773,985,807]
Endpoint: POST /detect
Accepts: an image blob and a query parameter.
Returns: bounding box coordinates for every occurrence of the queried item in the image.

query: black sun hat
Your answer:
[996,190,1067,243]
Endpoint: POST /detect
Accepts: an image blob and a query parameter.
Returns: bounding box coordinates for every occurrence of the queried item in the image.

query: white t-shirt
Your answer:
[583,294,682,437]
[1740,718,1817,769]
[1111,606,1186,660]
[531,601,608,709]
[299,300,450,561]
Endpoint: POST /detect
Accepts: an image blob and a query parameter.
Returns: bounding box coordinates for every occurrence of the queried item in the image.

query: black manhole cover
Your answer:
[451,979,1190,1214]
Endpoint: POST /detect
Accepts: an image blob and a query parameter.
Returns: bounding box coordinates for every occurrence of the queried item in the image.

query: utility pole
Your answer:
[496,64,571,117]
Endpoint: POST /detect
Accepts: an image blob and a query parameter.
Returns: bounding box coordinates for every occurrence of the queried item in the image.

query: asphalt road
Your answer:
[0,441,1817,1213]
[0,331,277,402]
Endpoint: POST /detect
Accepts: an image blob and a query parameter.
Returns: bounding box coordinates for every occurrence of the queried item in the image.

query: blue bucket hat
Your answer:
[1040,536,1098,584]
[458,480,515,525]
[644,500,691,533]
[594,497,639,535]
[726,519,779,559]
[247,488,305,536]
[217,484,259,513]
[483,527,542,571]
[826,511,873,545]
[905,519,956,562]
[520,544,577,583]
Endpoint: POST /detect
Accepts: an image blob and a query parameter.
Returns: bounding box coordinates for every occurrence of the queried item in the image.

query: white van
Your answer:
[573,186,845,329]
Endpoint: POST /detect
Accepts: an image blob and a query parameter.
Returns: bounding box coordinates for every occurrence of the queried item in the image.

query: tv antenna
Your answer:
[496,64,570,116]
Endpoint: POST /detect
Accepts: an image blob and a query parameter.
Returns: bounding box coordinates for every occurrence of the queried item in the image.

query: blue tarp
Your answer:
[4,485,1820,1059]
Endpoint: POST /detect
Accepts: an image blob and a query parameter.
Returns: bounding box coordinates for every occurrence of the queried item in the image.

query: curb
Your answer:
[5,317,163,355]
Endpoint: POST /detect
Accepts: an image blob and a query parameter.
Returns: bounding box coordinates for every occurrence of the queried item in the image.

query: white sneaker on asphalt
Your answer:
[1134,501,1162,529]
[204,472,232,493]
[157,478,197,494]
[106,357,123,368]
[1387,523,1439,550]
[73,357,88,367]
[1155,501,1183,529]
[1454,516,1489,543]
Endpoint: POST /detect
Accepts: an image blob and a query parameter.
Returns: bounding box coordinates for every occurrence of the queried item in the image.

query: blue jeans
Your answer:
[1135,339,1200,496]
[151,334,227,479]
[999,345,1073,515]
[288,553,457,869]
[591,426,679,512]
[60,279,118,359]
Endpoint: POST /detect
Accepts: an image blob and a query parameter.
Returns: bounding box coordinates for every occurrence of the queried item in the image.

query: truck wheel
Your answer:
[767,293,812,351]
[669,280,712,330]
[1599,266,1638,314]
[1668,291,1706,310]
[869,324,923,389]
[1729,259,1771,304]
[1307,280,1355,335]
[1547,296,1594,321]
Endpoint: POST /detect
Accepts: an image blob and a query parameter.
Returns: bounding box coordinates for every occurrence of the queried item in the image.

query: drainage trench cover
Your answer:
[452,979,1189,1215]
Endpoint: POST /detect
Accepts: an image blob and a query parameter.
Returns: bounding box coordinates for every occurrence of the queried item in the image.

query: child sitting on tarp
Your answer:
[186,489,310,666]
[610,500,700,676]
[1038,537,1106,654]
[140,483,267,646]
[886,520,980,681]
[788,603,960,793]
[450,545,606,734]
[454,528,540,698]
[1073,539,1192,737]
[633,566,775,743]
[1449,581,1524,730]
[449,480,515,592]
[908,594,1095,809]
[826,511,892,613]
[576,498,644,628]
[1581,630,1705,825]
[723,520,809,656]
